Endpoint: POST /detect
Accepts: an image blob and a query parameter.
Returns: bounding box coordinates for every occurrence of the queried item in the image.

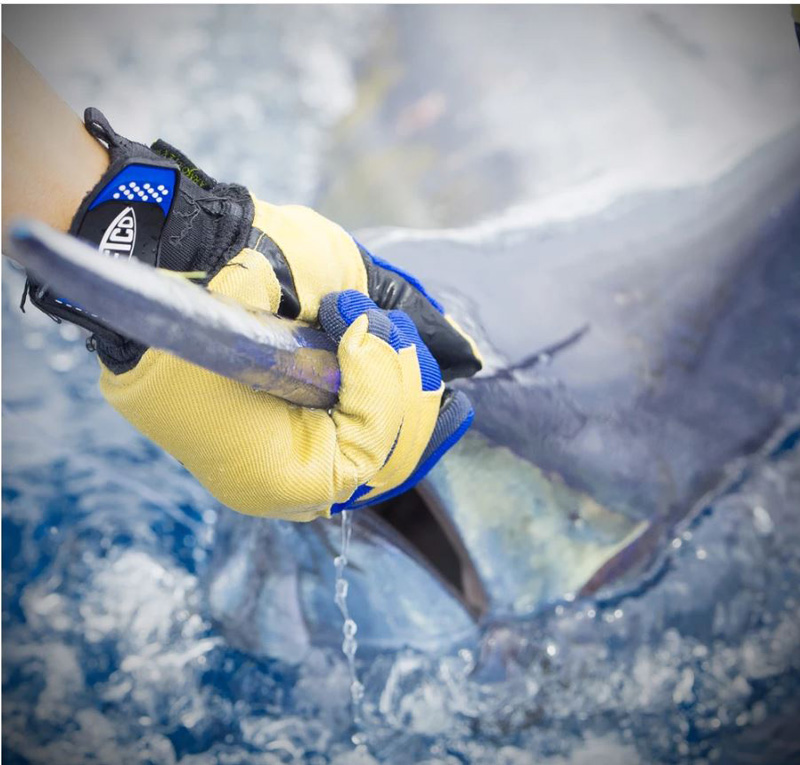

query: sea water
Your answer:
[4,6,800,763]
[4,261,800,765]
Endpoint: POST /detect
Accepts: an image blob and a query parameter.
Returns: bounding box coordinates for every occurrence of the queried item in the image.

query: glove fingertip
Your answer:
[364,309,394,346]
[342,388,474,510]
[386,309,418,339]
[319,289,378,343]
[421,389,474,467]
[386,309,442,392]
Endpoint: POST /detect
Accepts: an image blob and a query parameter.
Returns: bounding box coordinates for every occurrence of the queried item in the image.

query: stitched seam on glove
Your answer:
[251,200,368,322]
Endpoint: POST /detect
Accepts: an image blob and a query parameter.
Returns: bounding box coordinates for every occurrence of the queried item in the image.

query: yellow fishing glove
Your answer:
[39,108,482,521]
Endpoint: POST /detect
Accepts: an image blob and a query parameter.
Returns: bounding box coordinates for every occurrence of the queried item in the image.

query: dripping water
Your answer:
[334,510,367,746]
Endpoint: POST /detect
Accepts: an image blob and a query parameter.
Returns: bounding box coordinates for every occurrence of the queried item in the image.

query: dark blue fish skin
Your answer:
[5,7,800,764]
[373,127,800,604]
[200,4,800,648]
[203,128,800,652]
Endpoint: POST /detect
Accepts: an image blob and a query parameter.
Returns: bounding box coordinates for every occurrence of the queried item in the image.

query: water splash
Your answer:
[5,254,800,765]
[333,511,367,743]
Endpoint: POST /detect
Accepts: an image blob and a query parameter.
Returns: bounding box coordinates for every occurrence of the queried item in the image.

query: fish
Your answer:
[204,6,800,662]
[204,123,800,661]
[4,8,800,763]
[7,4,799,665]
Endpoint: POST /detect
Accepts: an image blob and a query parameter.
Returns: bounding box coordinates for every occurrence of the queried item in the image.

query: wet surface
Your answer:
[4,5,800,764]
[4,285,800,764]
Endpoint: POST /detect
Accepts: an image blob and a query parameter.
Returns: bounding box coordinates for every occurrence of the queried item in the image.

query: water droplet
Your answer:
[350,679,365,701]
[545,643,558,657]
[696,548,707,560]
[333,511,364,730]
[671,538,682,549]
[458,648,474,672]
[752,505,774,536]
[50,351,78,372]
[343,619,358,639]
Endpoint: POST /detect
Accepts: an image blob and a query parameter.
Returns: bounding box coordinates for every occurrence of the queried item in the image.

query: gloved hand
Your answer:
[30,109,482,521]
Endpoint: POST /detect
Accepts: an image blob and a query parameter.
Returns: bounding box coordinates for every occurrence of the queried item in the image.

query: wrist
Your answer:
[71,109,254,277]
[1,39,109,237]
[25,108,255,372]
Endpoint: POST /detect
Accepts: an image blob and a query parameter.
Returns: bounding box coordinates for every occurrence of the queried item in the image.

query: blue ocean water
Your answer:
[4,6,800,763]
[5,265,800,765]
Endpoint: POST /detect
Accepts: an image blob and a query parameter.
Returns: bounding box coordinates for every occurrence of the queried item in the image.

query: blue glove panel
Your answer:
[319,290,474,513]
[350,388,474,511]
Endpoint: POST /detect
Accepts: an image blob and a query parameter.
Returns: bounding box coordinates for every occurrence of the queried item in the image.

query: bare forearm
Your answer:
[2,36,108,238]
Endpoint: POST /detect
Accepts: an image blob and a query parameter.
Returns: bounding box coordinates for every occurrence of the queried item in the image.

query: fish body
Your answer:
[206,5,800,660]
[206,127,800,659]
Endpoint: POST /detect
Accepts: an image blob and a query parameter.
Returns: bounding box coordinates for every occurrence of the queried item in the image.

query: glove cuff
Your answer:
[28,108,255,373]
[72,109,255,280]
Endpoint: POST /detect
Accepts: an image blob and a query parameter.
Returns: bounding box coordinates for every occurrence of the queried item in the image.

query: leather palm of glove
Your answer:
[48,109,483,521]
